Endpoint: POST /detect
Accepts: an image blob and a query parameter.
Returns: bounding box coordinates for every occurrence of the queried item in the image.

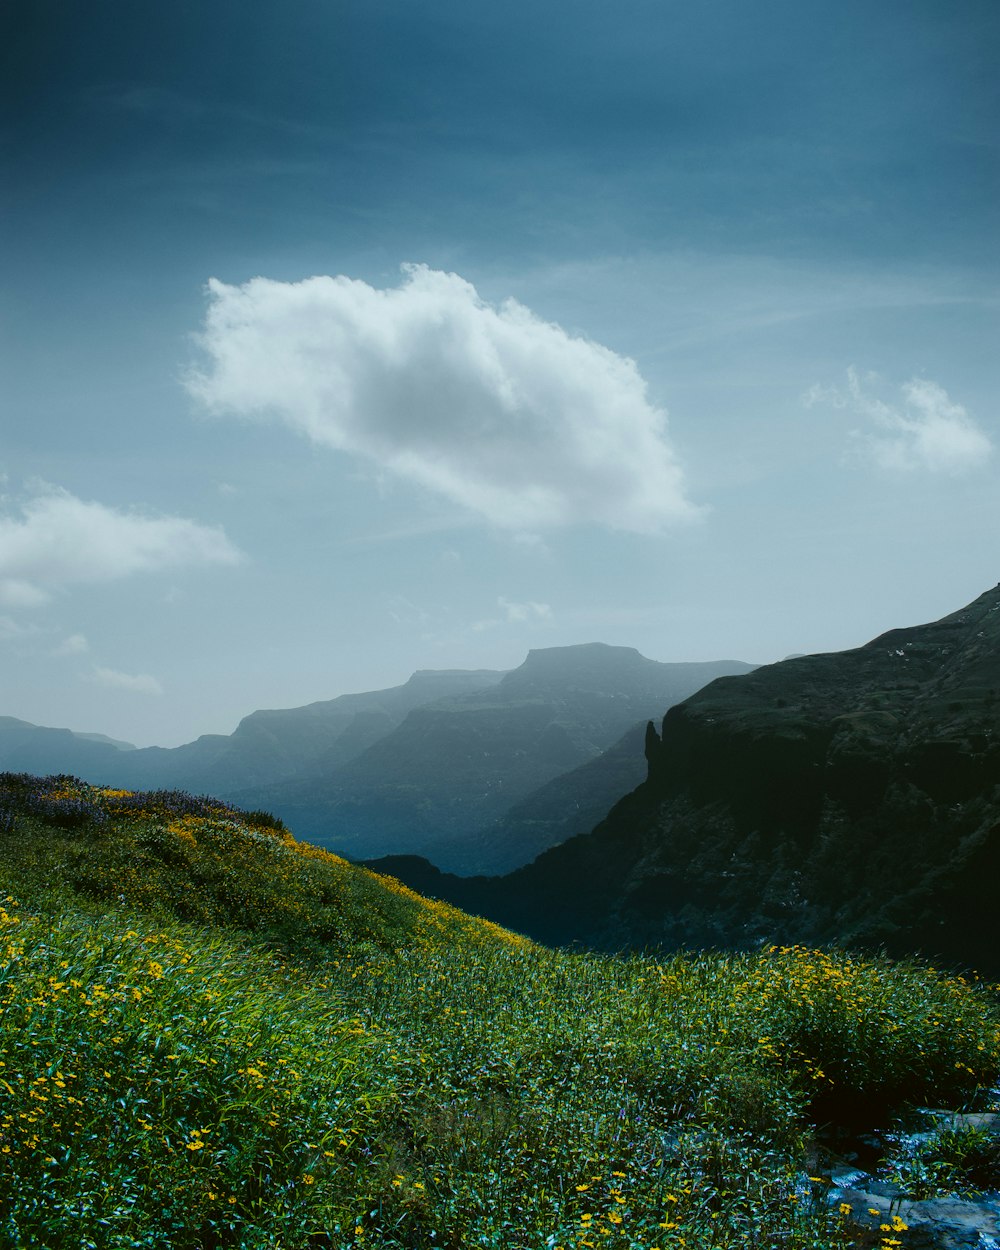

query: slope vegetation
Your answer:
[0,773,998,1248]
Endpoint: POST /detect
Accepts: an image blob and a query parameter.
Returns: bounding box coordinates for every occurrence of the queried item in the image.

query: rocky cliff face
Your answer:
[455,586,1000,974]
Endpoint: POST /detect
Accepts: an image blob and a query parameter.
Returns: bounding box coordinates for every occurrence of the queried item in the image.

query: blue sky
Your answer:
[2,0,998,746]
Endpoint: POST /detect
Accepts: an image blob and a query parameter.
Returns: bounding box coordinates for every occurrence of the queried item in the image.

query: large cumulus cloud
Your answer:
[187,265,701,532]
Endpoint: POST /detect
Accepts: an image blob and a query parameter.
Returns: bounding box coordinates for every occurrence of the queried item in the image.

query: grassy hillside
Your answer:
[0,774,997,1249]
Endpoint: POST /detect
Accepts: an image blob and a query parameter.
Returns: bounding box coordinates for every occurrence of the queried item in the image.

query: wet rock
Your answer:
[828,1165,871,1189]
[832,1186,1000,1250]
[815,1089,1000,1248]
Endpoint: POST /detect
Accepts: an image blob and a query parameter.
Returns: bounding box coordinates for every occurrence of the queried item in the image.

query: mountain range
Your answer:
[229,645,755,872]
[2,646,754,874]
[370,585,1000,974]
[7,585,1000,971]
[0,668,504,794]
[0,716,137,777]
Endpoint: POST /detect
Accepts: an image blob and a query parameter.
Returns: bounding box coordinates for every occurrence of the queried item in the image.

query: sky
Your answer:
[2,0,998,747]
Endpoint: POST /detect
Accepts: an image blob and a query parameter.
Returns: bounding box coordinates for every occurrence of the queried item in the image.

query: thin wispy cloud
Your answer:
[473,597,553,632]
[499,597,552,624]
[806,369,992,475]
[54,633,89,657]
[0,486,243,607]
[188,265,702,533]
[88,666,164,696]
[386,595,433,628]
[0,616,39,643]
[0,580,49,609]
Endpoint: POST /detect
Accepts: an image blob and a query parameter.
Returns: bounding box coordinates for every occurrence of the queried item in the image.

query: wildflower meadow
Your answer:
[0,774,997,1249]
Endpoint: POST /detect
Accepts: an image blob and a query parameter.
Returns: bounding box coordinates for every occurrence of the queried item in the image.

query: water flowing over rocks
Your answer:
[813,1107,1000,1250]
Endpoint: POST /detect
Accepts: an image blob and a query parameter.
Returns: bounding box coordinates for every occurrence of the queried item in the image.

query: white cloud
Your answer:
[807,369,992,474]
[0,615,39,643]
[499,597,552,624]
[54,633,89,657]
[473,596,553,632]
[0,486,243,606]
[188,265,701,533]
[88,666,164,696]
[0,579,49,609]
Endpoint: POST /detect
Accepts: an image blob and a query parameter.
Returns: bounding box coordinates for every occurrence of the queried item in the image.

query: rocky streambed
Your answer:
[806,1106,1000,1249]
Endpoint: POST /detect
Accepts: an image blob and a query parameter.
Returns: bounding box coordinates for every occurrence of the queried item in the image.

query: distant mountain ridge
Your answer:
[2,647,755,876]
[467,721,651,875]
[230,645,756,872]
[0,669,506,795]
[0,716,138,778]
[393,585,1000,973]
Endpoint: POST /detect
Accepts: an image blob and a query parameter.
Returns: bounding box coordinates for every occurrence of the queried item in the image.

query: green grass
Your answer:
[884,1120,1000,1198]
[0,774,997,1249]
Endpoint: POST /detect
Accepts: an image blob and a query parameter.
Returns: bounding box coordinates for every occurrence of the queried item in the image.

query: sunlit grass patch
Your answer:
[730,944,1000,1120]
[0,773,526,955]
[0,898,384,1248]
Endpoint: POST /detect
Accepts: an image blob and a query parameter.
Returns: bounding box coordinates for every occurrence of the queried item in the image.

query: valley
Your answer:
[373,584,1000,977]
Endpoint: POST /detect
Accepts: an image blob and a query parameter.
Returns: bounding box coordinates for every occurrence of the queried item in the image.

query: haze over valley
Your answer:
[7,583,1000,978]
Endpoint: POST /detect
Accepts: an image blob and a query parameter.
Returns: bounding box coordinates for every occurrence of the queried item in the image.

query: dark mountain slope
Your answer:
[471,721,650,875]
[237,646,755,871]
[397,586,1000,973]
